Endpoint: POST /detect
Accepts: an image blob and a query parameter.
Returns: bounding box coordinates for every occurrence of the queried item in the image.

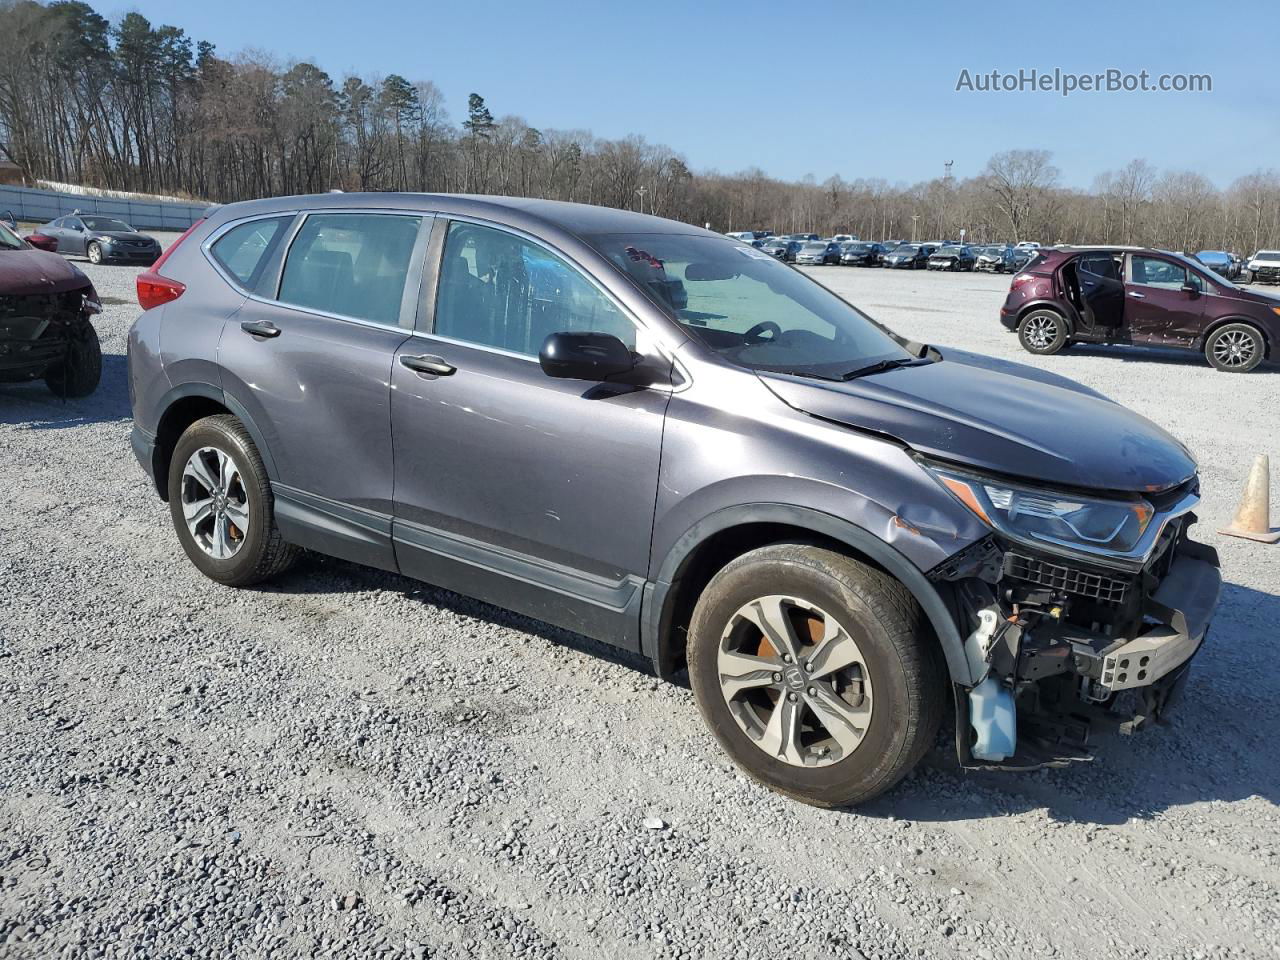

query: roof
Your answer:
[205,192,712,243]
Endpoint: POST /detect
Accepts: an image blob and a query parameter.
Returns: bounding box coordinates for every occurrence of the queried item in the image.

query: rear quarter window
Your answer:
[211,217,291,290]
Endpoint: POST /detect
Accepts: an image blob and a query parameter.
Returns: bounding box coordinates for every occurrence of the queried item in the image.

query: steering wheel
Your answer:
[743,320,782,344]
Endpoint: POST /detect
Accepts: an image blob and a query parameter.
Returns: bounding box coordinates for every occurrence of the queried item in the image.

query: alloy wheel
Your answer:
[1212,329,1257,368]
[88,243,102,264]
[1023,315,1058,349]
[180,446,250,559]
[716,595,873,768]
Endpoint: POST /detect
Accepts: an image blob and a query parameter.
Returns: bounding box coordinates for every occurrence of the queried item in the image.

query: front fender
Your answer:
[642,502,976,688]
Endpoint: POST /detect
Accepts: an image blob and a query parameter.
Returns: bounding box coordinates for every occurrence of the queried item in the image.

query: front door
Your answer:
[62,217,87,256]
[1124,254,1206,344]
[390,219,671,649]
[216,210,430,571]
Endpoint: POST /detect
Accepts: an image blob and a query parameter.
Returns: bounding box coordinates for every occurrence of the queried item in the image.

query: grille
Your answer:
[1003,552,1129,604]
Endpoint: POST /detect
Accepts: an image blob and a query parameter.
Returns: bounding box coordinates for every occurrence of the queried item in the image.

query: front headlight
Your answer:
[927,465,1155,556]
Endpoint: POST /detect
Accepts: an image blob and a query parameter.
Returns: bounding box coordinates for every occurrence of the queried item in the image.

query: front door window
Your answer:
[433,221,636,355]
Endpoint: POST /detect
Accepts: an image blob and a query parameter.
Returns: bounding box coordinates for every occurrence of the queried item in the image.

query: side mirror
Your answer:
[1181,281,1199,295]
[539,331,636,381]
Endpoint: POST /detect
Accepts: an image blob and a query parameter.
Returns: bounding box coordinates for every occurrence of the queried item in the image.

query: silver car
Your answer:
[128,193,1220,807]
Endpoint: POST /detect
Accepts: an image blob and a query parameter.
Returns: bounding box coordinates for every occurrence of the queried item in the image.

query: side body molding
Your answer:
[641,503,974,687]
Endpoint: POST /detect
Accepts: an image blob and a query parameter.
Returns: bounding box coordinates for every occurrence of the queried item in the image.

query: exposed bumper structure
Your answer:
[933,514,1220,770]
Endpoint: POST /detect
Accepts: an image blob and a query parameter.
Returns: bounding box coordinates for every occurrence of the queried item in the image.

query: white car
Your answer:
[831,234,857,244]
[1245,250,1280,284]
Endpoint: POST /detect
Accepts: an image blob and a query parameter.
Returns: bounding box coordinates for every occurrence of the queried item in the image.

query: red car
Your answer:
[0,218,102,396]
[999,246,1280,372]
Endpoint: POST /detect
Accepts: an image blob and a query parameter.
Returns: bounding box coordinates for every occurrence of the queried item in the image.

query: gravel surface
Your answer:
[1,244,1277,960]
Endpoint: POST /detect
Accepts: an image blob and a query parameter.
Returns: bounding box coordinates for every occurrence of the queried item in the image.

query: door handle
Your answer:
[240,320,281,338]
[1128,291,1146,299]
[400,354,456,376]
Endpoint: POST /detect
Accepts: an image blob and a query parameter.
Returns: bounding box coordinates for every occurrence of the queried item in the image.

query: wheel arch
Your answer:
[1016,299,1076,335]
[642,504,972,687]
[1196,315,1274,359]
[151,383,279,501]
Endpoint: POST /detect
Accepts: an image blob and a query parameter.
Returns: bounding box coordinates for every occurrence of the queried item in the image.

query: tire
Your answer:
[687,543,945,808]
[87,241,103,264]
[167,414,299,586]
[1204,322,1266,373]
[44,321,101,397]
[1017,309,1068,355]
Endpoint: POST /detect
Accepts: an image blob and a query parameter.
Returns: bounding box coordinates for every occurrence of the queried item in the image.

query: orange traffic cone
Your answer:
[1220,454,1280,543]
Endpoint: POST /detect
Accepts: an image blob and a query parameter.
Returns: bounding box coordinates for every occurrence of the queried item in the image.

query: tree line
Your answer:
[3,0,1280,254]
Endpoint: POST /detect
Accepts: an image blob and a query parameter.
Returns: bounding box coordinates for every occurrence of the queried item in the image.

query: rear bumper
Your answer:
[998,307,1019,331]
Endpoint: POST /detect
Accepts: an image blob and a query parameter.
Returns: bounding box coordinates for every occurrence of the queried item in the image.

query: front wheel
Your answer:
[87,241,103,264]
[44,322,101,397]
[1018,309,1068,355]
[1205,323,1265,373]
[167,414,299,586]
[687,544,945,808]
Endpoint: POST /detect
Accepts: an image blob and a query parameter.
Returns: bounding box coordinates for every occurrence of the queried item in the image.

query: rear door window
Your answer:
[279,213,424,326]
[211,217,291,291]
[1078,253,1121,281]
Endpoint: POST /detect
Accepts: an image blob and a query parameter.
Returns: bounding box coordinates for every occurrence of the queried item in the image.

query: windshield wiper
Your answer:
[839,356,930,381]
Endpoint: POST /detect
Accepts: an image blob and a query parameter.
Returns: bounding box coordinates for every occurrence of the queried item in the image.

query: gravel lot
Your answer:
[2,241,1277,960]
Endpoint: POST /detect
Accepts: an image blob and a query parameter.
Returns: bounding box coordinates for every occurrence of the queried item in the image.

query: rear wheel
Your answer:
[1205,323,1265,373]
[687,544,944,808]
[1018,309,1068,355]
[167,415,299,586]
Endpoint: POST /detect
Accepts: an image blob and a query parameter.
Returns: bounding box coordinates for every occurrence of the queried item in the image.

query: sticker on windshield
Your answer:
[735,245,772,260]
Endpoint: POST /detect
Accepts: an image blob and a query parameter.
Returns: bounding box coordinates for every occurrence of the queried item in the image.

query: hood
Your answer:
[1219,284,1280,307]
[758,349,1197,493]
[930,253,958,260]
[0,249,96,297]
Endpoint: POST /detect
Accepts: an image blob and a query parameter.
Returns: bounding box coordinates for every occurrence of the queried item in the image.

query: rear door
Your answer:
[216,209,431,571]
[1076,252,1125,331]
[1124,254,1206,344]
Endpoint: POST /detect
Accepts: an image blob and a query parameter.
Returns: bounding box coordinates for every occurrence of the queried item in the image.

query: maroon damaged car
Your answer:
[0,218,102,396]
[1000,246,1280,372]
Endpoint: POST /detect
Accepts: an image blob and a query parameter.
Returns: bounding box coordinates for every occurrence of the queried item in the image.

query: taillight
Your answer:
[137,274,186,310]
[136,217,204,310]
[1010,273,1036,289]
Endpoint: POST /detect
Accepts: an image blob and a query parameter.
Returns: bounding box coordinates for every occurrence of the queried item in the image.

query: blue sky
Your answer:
[110,0,1277,189]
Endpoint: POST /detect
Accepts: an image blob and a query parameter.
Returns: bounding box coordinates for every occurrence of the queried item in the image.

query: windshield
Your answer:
[0,220,25,250]
[937,246,963,254]
[1195,251,1229,264]
[594,233,913,380]
[846,243,870,252]
[1254,251,1280,262]
[802,242,826,251]
[894,245,919,254]
[82,217,133,232]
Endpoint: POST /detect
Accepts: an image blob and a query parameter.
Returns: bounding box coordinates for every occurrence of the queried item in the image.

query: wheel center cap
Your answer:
[782,665,806,690]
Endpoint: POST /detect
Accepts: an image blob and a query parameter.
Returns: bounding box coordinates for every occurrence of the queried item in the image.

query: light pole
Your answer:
[636,185,647,215]
[911,214,919,243]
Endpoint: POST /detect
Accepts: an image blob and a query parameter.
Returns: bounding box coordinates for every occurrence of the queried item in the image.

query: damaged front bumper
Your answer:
[933,519,1221,770]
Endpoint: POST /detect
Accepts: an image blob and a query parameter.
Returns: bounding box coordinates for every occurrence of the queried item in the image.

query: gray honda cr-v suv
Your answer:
[128,194,1221,807]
